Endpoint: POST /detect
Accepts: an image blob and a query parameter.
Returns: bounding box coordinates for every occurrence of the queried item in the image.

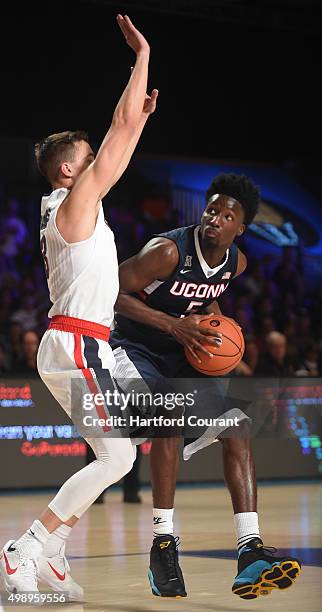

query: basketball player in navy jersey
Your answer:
[110,173,301,599]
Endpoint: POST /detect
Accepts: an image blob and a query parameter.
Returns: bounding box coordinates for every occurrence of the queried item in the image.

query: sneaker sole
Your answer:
[232,560,301,599]
[0,568,42,607]
[37,571,84,603]
[148,569,186,598]
[37,579,83,602]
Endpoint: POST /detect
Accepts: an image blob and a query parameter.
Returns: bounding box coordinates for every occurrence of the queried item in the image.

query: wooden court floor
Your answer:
[0,482,321,612]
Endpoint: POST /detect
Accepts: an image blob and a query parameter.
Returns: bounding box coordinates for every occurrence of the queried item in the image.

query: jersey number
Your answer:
[40,235,49,279]
[181,301,204,316]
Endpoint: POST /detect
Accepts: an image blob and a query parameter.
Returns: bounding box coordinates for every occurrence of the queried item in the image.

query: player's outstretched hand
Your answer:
[117,14,150,54]
[143,89,159,115]
[169,314,223,363]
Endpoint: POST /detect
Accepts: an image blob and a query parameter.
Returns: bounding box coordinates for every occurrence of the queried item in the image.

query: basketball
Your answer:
[185,315,245,375]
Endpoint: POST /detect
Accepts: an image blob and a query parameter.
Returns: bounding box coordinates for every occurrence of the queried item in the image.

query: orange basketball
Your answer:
[184,315,245,376]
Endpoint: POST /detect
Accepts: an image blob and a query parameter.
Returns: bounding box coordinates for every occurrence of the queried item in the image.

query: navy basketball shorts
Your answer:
[110,329,251,460]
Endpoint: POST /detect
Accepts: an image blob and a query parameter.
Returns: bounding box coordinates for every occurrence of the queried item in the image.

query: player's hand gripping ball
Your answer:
[185,315,245,375]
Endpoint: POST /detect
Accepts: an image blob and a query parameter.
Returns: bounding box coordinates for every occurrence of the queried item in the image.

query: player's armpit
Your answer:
[234,249,247,277]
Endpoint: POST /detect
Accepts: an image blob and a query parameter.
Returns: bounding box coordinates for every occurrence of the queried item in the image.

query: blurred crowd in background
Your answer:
[1,187,322,378]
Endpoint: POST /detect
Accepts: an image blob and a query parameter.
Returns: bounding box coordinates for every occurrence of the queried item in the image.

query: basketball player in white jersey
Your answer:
[0,14,158,599]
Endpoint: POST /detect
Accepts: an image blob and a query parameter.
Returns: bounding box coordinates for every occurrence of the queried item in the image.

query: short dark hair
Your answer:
[206,173,260,225]
[35,130,89,183]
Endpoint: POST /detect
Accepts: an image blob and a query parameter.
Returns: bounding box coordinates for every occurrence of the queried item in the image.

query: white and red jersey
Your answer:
[40,188,119,327]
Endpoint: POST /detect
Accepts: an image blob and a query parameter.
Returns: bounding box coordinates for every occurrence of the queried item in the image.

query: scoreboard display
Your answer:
[0,376,321,489]
[0,377,86,488]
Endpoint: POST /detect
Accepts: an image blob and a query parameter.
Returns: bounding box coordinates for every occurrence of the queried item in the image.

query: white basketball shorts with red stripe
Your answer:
[37,315,115,420]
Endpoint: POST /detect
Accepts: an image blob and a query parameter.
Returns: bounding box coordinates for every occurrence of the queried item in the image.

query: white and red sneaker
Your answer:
[0,539,39,593]
[37,544,84,602]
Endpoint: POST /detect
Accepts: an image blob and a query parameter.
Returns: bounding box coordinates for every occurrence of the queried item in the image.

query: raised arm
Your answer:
[105,87,158,194]
[57,15,154,242]
[116,238,223,362]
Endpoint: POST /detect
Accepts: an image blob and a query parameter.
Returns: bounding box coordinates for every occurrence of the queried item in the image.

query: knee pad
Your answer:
[97,447,135,484]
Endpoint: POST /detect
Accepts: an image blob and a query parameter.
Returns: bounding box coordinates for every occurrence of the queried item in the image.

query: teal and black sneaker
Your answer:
[148,535,187,598]
[232,537,301,599]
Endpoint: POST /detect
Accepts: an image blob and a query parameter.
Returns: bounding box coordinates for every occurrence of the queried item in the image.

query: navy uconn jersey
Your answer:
[115,225,239,350]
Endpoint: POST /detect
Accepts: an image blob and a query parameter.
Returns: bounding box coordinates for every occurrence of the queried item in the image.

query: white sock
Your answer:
[14,520,50,558]
[42,524,72,557]
[153,508,174,537]
[234,512,260,551]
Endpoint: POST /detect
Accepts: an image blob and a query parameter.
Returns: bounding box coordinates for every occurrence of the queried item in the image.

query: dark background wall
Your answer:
[0,0,319,167]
